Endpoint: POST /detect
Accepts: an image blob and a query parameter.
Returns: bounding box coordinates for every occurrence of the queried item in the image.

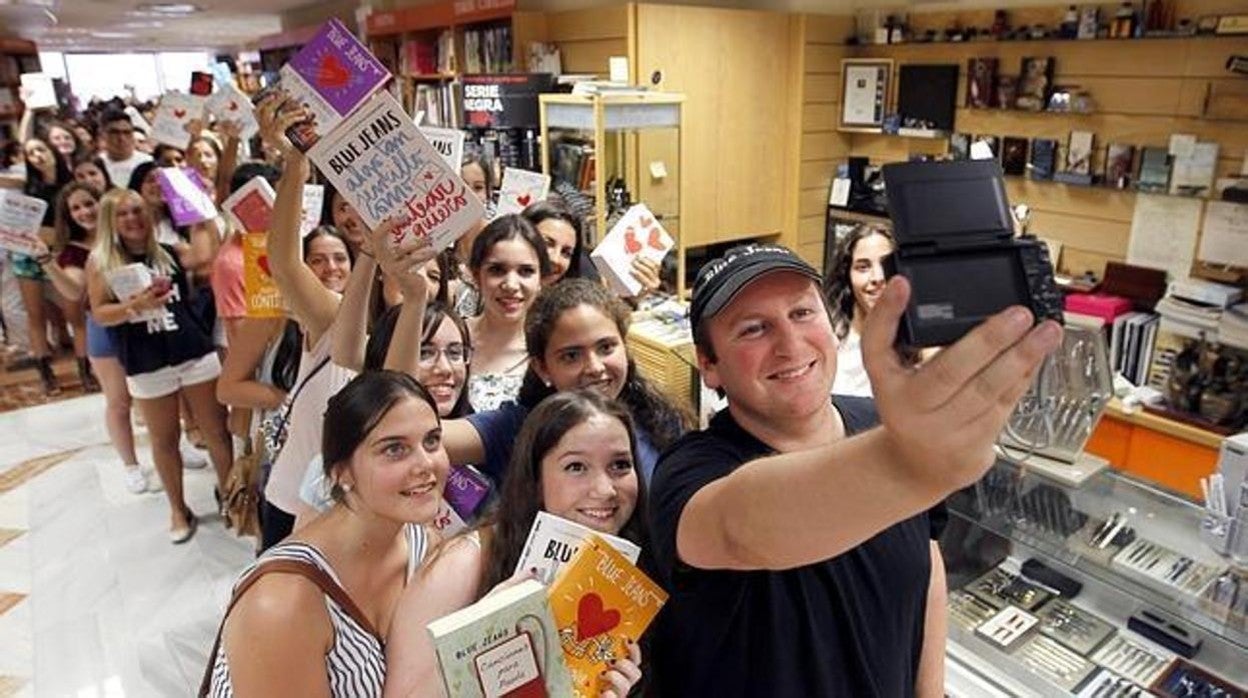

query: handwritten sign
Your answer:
[280,17,391,152]
[222,176,275,234]
[0,190,48,256]
[149,93,203,149]
[206,83,259,141]
[308,91,484,251]
[418,125,465,170]
[243,232,284,318]
[156,167,218,227]
[495,167,549,216]
[590,203,673,297]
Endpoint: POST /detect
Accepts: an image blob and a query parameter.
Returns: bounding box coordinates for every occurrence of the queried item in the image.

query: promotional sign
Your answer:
[308,91,484,251]
[279,17,391,152]
[461,73,554,129]
[0,190,48,256]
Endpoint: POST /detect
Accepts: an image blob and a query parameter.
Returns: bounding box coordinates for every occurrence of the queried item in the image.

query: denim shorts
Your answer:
[85,314,117,359]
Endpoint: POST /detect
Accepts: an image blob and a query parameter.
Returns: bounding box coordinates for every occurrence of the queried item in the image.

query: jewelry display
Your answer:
[1014,634,1097,691]
[1036,598,1116,656]
[1075,669,1156,697]
[969,566,1054,611]
[1111,539,1222,596]
[975,605,1040,649]
[1090,635,1175,687]
[1153,660,1246,698]
[949,590,999,632]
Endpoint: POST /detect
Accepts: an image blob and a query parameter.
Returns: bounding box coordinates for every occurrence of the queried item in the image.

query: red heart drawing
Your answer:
[639,215,654,228]
[516,194,531,207]
[575,593,621,642]
[317,53,350,90]
[623,228,642,254]
[173,109,187,119]
[647,227,665,250]
[227,101,239,112]
[257,255,270,277]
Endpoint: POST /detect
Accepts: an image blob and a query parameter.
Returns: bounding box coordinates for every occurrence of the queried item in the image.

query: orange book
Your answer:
[242,232,284,318]
[546,534,667,697]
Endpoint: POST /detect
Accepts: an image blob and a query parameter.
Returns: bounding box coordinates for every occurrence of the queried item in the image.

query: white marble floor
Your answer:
[0,395,255,697]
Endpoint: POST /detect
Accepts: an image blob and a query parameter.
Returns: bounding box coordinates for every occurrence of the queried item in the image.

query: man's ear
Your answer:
[697,347,721,391]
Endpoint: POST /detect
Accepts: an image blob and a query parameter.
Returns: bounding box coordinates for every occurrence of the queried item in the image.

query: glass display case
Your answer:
[941,457,1248,696]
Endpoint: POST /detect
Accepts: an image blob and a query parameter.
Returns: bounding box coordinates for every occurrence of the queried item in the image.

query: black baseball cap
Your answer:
[689,243,822,339]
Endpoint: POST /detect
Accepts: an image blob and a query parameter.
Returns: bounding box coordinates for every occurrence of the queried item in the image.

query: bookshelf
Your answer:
[0,38,39,143]
[539,92,688,295]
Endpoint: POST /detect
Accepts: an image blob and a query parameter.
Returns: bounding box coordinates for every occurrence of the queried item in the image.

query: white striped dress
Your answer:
[207,525,427,697]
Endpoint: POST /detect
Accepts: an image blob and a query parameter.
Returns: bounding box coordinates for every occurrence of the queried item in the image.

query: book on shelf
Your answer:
[463,25,513,74]
[514,511,641,586]
[548,534,667,698]
[1136,147,1171,193]
[427,579,574,698]
[414,82,462,128]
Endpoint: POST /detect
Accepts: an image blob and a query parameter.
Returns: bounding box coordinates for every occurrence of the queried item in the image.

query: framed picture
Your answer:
[839,59,893,132]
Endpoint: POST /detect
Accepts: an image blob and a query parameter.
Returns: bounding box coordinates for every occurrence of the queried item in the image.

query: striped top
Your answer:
[207,525,427,697]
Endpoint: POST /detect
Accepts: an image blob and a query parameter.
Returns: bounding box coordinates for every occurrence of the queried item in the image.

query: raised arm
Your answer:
[257,94,340,347]
[214,128,241,206]
[676,277,1062,570]
[328,252,379,372]
[366,221,436,377]
[33,243,86,302]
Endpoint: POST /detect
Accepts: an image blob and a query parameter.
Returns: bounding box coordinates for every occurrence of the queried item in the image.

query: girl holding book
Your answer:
[205,371,447,696]
[383,389,645,698]
[522,199,662,295]
[85,188,233,543]
[372,228,688,487]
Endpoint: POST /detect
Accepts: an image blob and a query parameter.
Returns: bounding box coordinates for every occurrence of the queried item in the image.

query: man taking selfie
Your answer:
[648,243,1062,696]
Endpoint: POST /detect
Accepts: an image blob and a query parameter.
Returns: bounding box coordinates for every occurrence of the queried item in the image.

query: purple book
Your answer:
[288,18,389,114]
[156,167,217,227]
[444,466,491,520]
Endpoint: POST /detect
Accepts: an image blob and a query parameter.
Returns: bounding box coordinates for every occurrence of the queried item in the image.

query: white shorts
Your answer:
[126,353,221,400]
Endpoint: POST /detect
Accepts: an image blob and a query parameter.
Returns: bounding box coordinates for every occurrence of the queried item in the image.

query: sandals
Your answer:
[170,510,198,545]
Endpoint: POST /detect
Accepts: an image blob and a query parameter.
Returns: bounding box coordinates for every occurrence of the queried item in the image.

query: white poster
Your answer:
[1198,201,1248,268]
[418,126,465,171]
[149,93,204,149]
[19,73,56,110]
[495,168,550,216]
[1126,194,1203,280]
[842,65,882,126]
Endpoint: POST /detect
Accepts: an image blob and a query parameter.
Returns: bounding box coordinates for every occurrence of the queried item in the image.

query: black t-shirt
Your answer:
[110,244,216,376]
[647,396,933,698]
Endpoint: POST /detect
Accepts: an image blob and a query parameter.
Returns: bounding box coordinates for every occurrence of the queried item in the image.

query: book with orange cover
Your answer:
[242,232,284,318]
[547,534,667,697]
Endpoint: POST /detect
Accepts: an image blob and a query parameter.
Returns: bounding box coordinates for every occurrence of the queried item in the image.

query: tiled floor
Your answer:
[0,394,254,697]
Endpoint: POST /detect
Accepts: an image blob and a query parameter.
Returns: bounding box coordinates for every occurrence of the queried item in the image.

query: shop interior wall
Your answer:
[802,0,1248,281]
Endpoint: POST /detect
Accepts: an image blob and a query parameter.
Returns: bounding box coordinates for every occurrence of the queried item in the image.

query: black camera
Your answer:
[881,160,1063,347]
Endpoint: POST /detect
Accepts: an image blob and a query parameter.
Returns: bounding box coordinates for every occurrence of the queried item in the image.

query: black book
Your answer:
[1002,137,1028,175]
[1029,138,1057,180]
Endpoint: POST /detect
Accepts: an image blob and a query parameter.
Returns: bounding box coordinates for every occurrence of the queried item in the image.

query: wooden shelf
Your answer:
[542,92,685,131]
[366,0,515,37]
[1103,398,1224,449]
[400,72,458,81]
[965,107,1096,117]
[859,33,1242,49]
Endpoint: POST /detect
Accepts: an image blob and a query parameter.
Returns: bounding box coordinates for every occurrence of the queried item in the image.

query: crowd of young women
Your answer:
[4,83,892,697]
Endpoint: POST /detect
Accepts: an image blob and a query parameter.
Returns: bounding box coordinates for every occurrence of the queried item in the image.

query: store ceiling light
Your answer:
[135,3,201,15]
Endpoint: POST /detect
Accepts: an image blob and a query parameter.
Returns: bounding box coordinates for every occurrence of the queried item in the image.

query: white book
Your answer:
[514,511,640,586]
[106,263,166,324]
[19,73,56,109]
[221,176,276,234]
[0,190,48,256]
[419,126,465,171]
[589,203,673,297]
[494,167,550,216]
[206,84,259,141]
[149,93,204,149]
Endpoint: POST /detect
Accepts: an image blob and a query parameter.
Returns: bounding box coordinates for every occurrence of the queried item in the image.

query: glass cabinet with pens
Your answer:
[938,328,1248,696]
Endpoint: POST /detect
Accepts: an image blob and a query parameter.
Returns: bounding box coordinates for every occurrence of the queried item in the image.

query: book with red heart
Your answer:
[279,17,391,152]
[589,203,673,297]
[222,175,276,234]
[431,465,493,536]
[514,512,641,586]
[150,93,203,149]
[427,578,574,698]
[242,232,284,318]
[207,83,259,141]
[308,91,484,252]
[547,534,667,698]
[495,168,550,216]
